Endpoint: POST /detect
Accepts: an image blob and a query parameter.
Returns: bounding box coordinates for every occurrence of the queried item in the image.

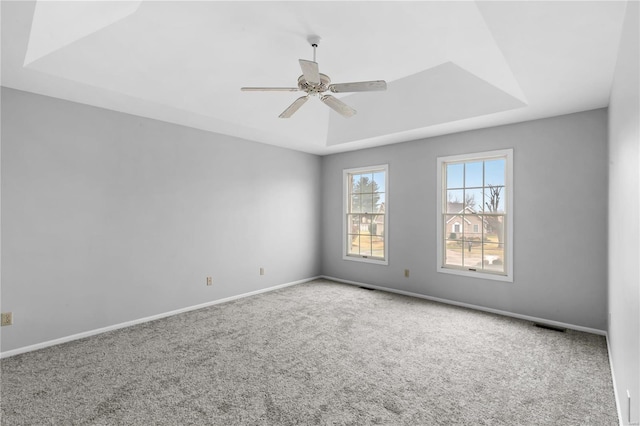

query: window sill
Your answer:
[343,255,388,266]
[438,266,513,282]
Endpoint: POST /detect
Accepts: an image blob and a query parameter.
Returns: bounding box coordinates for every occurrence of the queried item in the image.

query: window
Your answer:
[437,149,513,281]
[344,165,388,264]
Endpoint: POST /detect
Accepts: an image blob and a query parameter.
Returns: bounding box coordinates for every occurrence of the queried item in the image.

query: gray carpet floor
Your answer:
[1,279,618,425]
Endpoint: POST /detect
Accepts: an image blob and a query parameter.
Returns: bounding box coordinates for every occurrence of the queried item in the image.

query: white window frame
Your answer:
[436,149,513,282]
[343,164,389,265]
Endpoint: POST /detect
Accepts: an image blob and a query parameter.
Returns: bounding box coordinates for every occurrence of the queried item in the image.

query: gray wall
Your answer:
[0,87,618,358]
[322,109,608,331]
[608,1,639,424]
[1,88,322,353]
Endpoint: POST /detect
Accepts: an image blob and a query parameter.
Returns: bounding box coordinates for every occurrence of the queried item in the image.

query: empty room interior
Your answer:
[1,1,639,425]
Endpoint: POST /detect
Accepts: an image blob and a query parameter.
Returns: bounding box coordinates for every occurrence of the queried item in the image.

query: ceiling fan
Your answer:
[241,38,387,118]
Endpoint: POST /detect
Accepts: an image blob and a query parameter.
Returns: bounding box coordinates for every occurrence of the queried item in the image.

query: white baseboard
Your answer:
[0,276,319,359]
[321,275,607,336]
[2,275,608,357]
[606,333,624,426]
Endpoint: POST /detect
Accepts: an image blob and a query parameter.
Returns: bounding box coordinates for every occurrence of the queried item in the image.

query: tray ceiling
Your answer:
[1,1,629,154]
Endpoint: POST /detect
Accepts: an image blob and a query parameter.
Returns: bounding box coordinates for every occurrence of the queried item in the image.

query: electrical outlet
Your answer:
[206,276,212,286]
[404,269,410,278]
[260,267,265,276]
[1,312,13,326]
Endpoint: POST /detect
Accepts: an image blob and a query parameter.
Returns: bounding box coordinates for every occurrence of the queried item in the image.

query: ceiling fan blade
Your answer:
[329,80,387,93]
[279,96,309,118]
[320,95,357,118]
[299,59,320,84]
[241,87,299,92]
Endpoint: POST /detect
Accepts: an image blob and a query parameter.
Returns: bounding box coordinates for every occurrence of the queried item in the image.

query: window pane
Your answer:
[483,216,504,246]
[485,159,505,186]
[368,173,376,190]
[465,161,483,187]
[465,188,484,213]
[350,174,360,194]
[463,237,483,268]
[360,213,371,233]
[359,215,369,233]
[370,173,378,192]
[352,174,372,193]
[445,214,463,267]
[359,233,372,256]
[446,190,464,212]
[361,194,376,214]
[354,174,367,193]
[372,236,384,258]
[445,215,462,239]
[373,172,385,193]
[370,215,384,236]
[469,215,483,239]
[483,243,505,273]
[484,186,505,213]
[350,195,362,213]
[447,163,464,189]
[348,214,360,234]
[347,235,360,256]
[444,240,463,268]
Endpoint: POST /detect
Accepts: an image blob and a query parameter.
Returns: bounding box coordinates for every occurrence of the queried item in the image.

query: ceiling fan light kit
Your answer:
[241,39,387,118]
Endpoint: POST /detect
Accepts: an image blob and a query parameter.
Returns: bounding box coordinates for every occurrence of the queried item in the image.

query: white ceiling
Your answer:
[1,1,629,155]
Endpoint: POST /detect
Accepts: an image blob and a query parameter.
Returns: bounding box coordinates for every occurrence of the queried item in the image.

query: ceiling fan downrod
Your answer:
[308,34,321,62]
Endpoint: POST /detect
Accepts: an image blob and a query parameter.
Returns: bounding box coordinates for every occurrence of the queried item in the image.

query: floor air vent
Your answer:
[534,323,566,332]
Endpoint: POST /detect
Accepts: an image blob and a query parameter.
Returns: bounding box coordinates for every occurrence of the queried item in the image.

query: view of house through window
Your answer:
[344,165,387,263]
[439,150,512,279]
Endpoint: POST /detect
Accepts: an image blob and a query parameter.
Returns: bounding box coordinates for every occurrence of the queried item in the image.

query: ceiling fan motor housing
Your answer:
[298,73,331,95]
